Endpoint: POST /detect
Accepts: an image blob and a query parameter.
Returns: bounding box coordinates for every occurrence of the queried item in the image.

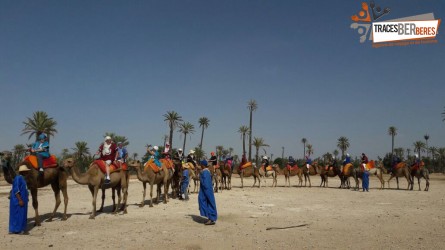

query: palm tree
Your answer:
[194,147,205,161]
[216,145,224,161]
[164,111,183,154]
[238,125,249,156]
[413,141,426,159]
[406,148,411,158]
[178,122,195,153]
[12,144,27,167]
[252,137,269,166]
[21,111,58,142]
[301,138,307,158]
[388,126,397,159]
[198,117,210,150]
[333,149,339,159]
[337,136,350,159]
[72,141,90,160]
[394,147,404,159]
[113,135,129,146]
[247,99,258,161]
[61,148,71,160]
[429,146,437,161]
[424,134,430,157]
[228,147,234,157]
[306,144,314,156]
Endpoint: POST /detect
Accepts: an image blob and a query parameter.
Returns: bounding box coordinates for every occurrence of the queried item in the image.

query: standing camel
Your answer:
[171,159,183,199]
[387,162,412,190]
[259,164,278,187]
[221,162,232,190]
[320,164,343,188]
[238,163,261,188]
[283,164,303,187]
[126,160,173,207]
[209,163,222,193]
[63,158,129,219]
[409,163,430,191]
[301,162,323,187]
[3,160,68,226]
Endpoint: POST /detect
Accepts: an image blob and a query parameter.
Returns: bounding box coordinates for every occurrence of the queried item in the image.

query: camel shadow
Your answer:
[187,214,208,224]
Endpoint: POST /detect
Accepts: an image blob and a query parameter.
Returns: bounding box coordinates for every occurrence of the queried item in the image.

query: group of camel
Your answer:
[1,156,430,228]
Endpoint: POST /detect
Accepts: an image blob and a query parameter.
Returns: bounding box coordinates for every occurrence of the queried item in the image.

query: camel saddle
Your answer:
[287,164,299,171]
[93,160,126,174]
[365,160,375,170]
[394,162,406,171]
[411,161,424,172]
[160,159,174,169]
[240,162,252,170]
[263,165,273,172]
[144,159,162,173]
[342,163,353,175]
[325,166,333,171]
[24,155,58,169]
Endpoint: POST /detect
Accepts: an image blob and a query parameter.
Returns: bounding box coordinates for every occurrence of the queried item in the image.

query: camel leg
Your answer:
[396,177,400,189]
[241,174,244,188]
[60,184,68,220]
[228,175,231,190]
[48,182,62,222]
[149,183,154,207]
[31,188,41,226]
[140,182,147,207]
[163,182,168,204]
[98,189,106,212]
[252,175,256,188]
[90,186,99,219]
[425,176,429,191]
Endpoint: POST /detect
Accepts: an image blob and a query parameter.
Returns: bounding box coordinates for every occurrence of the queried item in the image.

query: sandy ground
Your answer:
[0,173,444,250]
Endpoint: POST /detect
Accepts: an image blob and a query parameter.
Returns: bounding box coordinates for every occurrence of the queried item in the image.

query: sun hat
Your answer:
[18,165,30,172]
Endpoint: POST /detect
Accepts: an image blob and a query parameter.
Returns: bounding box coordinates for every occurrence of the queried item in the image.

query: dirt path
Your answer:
[1,174,444,249]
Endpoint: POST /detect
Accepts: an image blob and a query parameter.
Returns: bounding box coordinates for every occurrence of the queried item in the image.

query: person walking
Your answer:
[198,160,217,225]
[180,164,190,201]
[9,165,30,234]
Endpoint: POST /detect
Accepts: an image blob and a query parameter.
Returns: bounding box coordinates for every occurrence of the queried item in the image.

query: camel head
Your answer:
[127,160,141,168]
[63,158,75,168]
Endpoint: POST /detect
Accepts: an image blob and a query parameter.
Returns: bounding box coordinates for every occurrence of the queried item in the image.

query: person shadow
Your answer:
[187,214,208,224]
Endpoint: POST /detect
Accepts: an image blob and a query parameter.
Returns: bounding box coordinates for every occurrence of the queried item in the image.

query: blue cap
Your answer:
[38,134,47,140]
[200,160,208,167]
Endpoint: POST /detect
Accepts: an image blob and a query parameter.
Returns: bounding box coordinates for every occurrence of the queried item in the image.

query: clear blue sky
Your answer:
[1,0,444,160]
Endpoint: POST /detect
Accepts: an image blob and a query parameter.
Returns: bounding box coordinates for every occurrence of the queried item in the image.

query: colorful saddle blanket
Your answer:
[394,162,406,171]
[24,155,58,169]
[160,159,174,169]
[287,164,299,171]
[94,160,125,174]
[144,159,161,173]
[342,163,353,175]
[240,162,252,170]
[263,165,273,171]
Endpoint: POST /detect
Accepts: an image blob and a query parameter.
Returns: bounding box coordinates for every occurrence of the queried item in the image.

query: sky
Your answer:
[0,0,444,161]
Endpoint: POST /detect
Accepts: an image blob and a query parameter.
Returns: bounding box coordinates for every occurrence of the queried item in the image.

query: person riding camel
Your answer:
[116,142,128,169]
[96,136,118,184]
[31,133,50,174]
[174,148,184,162]
[288,156,296,167]
[187,150,197,168]
[163,143,171,159]
[261,156,269,173]
[148,146,162,169]
[342,153,351,172]
[361,153,369,172]
[305,155,312,172]
[209,152,217,167]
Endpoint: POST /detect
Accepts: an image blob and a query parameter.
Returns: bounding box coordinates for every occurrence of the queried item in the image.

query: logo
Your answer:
[350,1,441,47]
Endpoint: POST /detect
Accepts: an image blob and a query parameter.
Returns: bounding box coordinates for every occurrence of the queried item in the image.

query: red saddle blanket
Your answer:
[394,162,406,171]
[24,155,58,169]
[287,165,299,171]
[160,159,174,169]
[93,160,125,174]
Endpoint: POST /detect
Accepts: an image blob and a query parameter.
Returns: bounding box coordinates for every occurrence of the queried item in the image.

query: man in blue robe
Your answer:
[9,165,30,234]
[180,164,190,200]
[198,160,217,225]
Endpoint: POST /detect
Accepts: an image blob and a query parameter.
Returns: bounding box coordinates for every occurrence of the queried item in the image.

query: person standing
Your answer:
[362,168,370,192]
[198,160,217,225]
[180,164,190,201]
[9,165,30,234]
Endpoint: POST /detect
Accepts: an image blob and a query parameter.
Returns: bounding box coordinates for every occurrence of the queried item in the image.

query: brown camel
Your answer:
[221,162,232,190]
[319,164,343,188]
[126,160,173,207]
[283,164,303,187]
[387,162,412,190]
[301,162,323,187]
[339,163,355,189]
[209,163,222,192]
[188,163,201,193]
[259,164,278,187]
[351,161,385,191]
[171,159,183,198]
[409,164,430,191]
[238,163,261,188]
[3,160,68,226]
[63,158,129,219]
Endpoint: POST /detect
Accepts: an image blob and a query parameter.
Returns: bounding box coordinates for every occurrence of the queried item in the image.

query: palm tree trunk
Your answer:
[183,133,187,153]
[242,134,246,156]
[200,127,205,150]
[249,111,253,161]
[169,123,174,155]
[303,142,306,158]
[391,135,394,161]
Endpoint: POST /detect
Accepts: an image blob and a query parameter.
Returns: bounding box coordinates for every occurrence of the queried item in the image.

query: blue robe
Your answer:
[9,175,28,233]
[362,171,370,191]
[198,169,217,221]
[181,169,190,196]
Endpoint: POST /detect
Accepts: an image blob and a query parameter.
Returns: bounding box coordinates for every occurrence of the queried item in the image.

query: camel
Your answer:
[301,162,323,187]
[237,163,261,188]
[319,164,342,188]
[259,164,278,187]
[386,162,412,190]
[351,161,385,191]
[409,164,430,191]
[171,159,183,198]
[221,162,232,190]
[339,163,355,189]
[189,163,201,193]
[126,160,173,207]
[283,164,303,187]
[63,158,129,219]
[208,163,222,192]
[3,160,68,226]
